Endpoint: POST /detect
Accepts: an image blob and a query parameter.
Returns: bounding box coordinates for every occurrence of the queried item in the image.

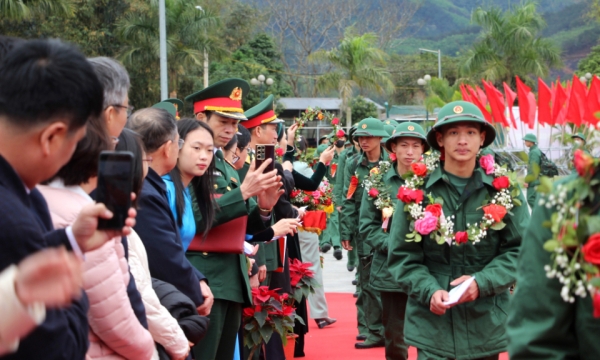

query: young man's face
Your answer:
[392,137,424,167]
[436,123,485,163]
[574,138,584,146]
[524,141,534,148]
[200,113,239,148]
[358,136,382,153]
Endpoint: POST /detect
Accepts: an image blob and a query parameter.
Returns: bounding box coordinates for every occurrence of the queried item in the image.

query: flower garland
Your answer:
[290,180,334,212]
[398,154,521,246]
[362,161,394,230]
[294,107,345,145]
[539,149,600,315]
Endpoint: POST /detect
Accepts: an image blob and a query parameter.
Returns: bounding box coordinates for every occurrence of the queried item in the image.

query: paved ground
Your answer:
[320,249,356,293]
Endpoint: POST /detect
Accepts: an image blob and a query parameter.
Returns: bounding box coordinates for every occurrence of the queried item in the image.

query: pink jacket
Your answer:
[38,183,155,360]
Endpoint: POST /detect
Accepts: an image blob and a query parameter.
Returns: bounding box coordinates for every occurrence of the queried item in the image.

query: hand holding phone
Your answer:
[96,151,134,230]
[255,144,275,173]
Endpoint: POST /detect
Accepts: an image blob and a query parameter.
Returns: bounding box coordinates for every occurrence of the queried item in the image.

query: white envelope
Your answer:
[443,276,476,306]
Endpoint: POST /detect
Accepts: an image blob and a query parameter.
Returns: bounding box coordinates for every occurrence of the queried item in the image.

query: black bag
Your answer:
[494,152,514,171]
[539,152,559,177]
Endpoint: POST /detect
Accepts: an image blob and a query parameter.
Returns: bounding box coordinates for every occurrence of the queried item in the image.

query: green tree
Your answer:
[423,77,462,112]
[577,44,600,76]
[459,2,562,86]
[309,28,394,129]
[350,96,379,121]
[0,0,75,20]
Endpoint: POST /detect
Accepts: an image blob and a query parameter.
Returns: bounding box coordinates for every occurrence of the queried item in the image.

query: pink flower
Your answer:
[389,153,397,161]
[479,154,495,175]
[332,118,340,125]
[414,212,438,235]
[336,129,345,137]
[311,191,321,199]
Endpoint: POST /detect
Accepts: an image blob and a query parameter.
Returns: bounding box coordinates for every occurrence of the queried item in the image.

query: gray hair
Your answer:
[88,57,130,109]
[127,108,177,153]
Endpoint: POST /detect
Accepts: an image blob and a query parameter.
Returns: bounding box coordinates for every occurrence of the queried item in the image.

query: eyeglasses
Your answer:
[109,104,134,117]
[232,154,240,164]
[142,157,153,164]
[178,138,184,149]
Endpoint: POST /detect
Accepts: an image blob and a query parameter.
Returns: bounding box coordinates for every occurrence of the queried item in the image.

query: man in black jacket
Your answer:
[0,39,137,359]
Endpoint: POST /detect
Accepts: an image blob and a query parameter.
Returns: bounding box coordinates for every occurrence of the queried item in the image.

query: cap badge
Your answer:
[230,87,242,101]
[453,105,463,114]
[407,125,415,131]
[361,124,367,129]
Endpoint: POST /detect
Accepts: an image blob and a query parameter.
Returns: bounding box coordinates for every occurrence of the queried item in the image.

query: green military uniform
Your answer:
[336,133,360,270]
[314,144,342,252]
[524,133,542,209]
[388,102,530,360]
[341,118,388,346]
[185,79,268,360]
[507,173,600,359]
[359,121,429,359]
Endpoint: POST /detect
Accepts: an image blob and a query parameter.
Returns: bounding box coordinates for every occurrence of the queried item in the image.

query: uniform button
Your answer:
[227,186,231,191]
[202,252,208,255]
[214,184,218,189]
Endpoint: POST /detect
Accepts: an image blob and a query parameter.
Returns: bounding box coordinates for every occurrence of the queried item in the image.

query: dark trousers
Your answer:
[526,186,538,210]
[357,255,383,343]
[193,299,241,360]
[381,291,408,360]
[417,349,499,360]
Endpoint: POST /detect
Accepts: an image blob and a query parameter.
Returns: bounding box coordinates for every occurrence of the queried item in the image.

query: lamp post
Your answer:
[417,75,431,122]
[419,48,442,79]
[159,0,167,100]
[250,74,273,101]
[195,6,209,89]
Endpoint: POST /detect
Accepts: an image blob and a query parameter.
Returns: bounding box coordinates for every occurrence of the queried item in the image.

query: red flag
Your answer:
[515,76,536,129]
[586,76,600,126]
[552,81,568,125]
[459,84,472,102]
[566,75,587,126]
[483,80,509,127]
[537,78,552,125]
[466,85,492,122]
[476,86,488,106]
[503,82,517,128]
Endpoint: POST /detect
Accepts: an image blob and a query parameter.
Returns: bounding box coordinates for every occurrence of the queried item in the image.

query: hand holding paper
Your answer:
[444,276,478,306]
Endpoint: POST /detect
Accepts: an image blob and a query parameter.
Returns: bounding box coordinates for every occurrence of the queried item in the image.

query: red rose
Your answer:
[368,188,379,198]
[425,204,443,218]
[483,204,507,223]
[332,117,340,125]
[492,176,510,190]
[302,196,310,203]
[275,147,284,157]
[574,149,595,177]
[397,187,424,204]
[336,129,346,137]
[582,233,600,265]
[291,189,301,198]
[389,153,397,162]
[323,198,332,206]
[455,231,469,244]
[411,162,427,177]
[594,291,600,318]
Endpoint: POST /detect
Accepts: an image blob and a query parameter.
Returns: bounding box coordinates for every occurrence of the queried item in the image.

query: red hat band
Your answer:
[242,110,277,129]
[193,97,244,114]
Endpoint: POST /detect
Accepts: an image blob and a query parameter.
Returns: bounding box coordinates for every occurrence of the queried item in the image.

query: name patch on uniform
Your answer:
[231,177,238,183]
[213,171,222,177]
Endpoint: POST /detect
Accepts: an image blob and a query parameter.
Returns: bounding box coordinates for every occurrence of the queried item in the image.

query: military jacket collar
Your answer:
[357,147,385,167]
[425,165,494,203]
[384,163,404,183]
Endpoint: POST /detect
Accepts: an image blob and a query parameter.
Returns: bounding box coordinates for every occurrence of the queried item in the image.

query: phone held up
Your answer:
[255,144,275,173]
[96,151,134,230]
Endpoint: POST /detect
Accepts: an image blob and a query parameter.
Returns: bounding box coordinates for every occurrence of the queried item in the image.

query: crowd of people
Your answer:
[1,35,599,360]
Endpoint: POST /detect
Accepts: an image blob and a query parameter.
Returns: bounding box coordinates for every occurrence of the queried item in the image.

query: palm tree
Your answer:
[423,77,462,113]
[0,0,75,20]
[117,0,223,101]
[308,29,395,128]
[459,2,562,87]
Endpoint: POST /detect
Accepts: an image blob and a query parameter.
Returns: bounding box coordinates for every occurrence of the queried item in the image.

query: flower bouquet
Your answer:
[363,161,394,230]
[242,286,304,359]
[290,180,335,234]
[289,258,320,303]
[294,107,345,144]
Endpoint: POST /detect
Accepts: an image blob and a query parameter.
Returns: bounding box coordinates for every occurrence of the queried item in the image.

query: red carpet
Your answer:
[303,293,509,360]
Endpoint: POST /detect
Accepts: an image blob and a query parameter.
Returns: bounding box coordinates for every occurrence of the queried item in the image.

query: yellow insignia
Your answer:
[385,121,391,125]
[214,184,218,189]
[226,186,231,191]
[231,177,237,183]
[230,87,242,101]
[408,125,415,131]
[453,105,464,114]
[361,124,367,129]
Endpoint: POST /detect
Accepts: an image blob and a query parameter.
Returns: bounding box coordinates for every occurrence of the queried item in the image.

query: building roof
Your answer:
[279,97,385,111]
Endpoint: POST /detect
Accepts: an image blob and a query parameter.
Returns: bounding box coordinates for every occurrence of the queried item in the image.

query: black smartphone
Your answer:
[96,151,134,230]
[255,144,275,173]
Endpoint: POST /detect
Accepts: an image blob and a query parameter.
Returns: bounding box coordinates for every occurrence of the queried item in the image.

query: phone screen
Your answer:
[96,151,134,230]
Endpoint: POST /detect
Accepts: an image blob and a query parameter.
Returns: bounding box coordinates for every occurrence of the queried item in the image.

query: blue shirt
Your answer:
[162,174,196,251]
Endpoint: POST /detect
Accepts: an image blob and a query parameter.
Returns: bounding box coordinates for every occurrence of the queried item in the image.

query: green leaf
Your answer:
[490,221,506,230]
[524,174,537,184]
[259,324,274,344]
[542,221,552,228]
[255,310,267,328]
[511,188,521,198]
[251,329,261,345]
[513,198,522,207]
[587,216,600,235]
[406,232,415,239]
[415,233,422,242]
[590,277,600,288]
[543,240,559,252]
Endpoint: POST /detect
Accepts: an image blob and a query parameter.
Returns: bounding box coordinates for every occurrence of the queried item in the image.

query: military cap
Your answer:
[381,123,396,143]
[571,132,586,143]
[242,94,284,129]
[313,144,329,159]
[152,102,177,118]
[319,135,330,144]
[185,78,250,120]
[347,124,358,144]
[164,98,183,119]
[427,101,496,151]
[353,118,389,138]
[523,133,538,144]
[385,121,430,153]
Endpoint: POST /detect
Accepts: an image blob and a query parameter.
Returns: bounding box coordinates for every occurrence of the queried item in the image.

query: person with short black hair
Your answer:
[0,38,136,360]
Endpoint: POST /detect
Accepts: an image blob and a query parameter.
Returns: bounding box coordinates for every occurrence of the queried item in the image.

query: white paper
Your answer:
[243,242,255,255]
[442,276,476,306]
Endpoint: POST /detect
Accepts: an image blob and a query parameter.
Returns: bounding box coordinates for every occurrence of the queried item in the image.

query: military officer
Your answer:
[387,101,530,360]
[359,122,429,359]
[523,133,542,209]
[340,118,388,349]
[185,78,282,360]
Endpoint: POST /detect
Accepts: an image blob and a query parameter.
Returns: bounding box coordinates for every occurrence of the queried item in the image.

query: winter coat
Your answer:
[128,230,190,360]
[387,165,530,359]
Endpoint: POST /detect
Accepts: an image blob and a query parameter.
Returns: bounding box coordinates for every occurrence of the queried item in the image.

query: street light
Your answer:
[419,48,442,79]
[159,0,167,100]
[417,75,431,121]
[251,74,273,101]
[196,6,209,89]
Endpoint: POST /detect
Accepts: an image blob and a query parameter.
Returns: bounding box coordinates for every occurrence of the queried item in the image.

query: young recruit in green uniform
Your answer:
[359,121,429,359]
[387,101,530,360]
[185,79,282,360]
[341,118,388,348]
[523,133,542,209]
